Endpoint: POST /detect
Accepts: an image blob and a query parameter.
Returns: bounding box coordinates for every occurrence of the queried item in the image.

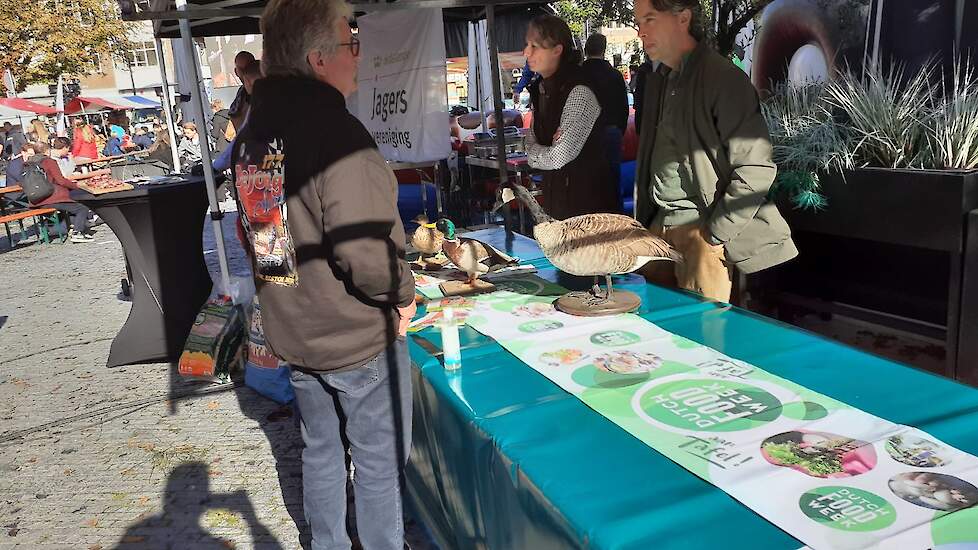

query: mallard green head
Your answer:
[435,218,456,240]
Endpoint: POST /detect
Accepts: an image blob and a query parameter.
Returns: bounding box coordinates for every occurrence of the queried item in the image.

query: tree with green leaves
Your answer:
[586,0,774,58]
[710,0,773,58]
[0,0,135,93]
[554,0,611,44]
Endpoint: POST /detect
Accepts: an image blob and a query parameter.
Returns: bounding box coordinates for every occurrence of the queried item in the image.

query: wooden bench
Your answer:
[0,208,66,245]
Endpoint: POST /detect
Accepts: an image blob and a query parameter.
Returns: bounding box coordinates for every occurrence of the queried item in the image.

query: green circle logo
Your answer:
[573,364,651,389]
[518,320,565,333]
[638,378,781,432]
[799,486,896,532]
[782,401,830,421]
[590,330,642,347]
[495,279,545,295]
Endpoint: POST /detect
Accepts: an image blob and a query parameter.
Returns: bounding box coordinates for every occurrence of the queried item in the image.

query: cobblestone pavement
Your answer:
[0,213,434,549]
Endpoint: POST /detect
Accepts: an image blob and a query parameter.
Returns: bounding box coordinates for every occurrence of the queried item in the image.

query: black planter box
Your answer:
[760,167,978,383]
[784,168,978,253]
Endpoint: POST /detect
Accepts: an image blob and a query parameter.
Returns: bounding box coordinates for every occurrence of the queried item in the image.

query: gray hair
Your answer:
[261,0,354,78]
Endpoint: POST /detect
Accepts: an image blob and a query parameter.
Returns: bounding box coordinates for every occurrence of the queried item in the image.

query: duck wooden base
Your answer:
[439,279,496,297]
[411,254,450,272]
[554,289,642,316]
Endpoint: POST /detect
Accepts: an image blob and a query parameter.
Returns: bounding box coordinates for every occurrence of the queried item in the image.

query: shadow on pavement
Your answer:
[114,461,283,549]
[231,381,311,549]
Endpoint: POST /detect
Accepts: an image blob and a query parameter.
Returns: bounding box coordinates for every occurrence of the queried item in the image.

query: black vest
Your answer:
[529,63,619,220]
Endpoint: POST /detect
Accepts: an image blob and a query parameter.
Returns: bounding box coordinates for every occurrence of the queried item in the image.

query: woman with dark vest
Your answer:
[524,15,619,220]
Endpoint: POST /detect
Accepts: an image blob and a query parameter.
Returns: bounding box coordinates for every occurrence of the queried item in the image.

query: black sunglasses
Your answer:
[338,36,360,57]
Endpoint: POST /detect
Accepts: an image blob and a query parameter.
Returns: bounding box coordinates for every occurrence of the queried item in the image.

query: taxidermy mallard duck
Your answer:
[497,183,681,313]
[434,218,519,284]
[411,214,445,256]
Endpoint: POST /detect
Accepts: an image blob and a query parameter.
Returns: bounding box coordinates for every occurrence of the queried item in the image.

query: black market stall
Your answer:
[71,177,214,367]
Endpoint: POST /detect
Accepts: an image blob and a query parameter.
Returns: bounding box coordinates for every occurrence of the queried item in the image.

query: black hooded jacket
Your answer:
[231,74,414,372]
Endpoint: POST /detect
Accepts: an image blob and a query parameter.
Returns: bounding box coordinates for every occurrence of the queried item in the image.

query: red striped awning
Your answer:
[65,95,156,114]
[0,97,57,115]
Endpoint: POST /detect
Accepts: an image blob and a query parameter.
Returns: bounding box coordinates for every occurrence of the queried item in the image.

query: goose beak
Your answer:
[491,187,516,213]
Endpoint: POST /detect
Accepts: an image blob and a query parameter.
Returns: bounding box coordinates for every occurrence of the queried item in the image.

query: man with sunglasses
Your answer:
[233,1,415,549]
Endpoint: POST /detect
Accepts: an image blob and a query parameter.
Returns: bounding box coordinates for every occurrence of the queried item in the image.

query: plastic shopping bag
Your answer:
[178,292,247,384]
[244,295,294,404]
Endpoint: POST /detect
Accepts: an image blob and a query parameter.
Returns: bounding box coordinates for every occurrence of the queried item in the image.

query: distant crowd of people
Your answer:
[2,136,99,243]
[1,114,176,168]
[0,81,262,243]
[0,112,179,244]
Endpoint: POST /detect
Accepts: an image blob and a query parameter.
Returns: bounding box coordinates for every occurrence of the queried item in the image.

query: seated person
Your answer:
[25,142,96,243]
[5,142,33,189]
[145,128,174,170]
[176,122,202,173]
[133,127,154,150]
[50,137,75,176]
[102,126,125,157]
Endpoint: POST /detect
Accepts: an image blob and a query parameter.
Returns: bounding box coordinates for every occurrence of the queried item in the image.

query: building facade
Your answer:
[20,23,174,102]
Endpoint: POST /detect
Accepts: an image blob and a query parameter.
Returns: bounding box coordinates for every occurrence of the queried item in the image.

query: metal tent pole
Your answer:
[175,0,232,292]
[871,0,885,73]
[486,5,511,234]
[475,23,488,132]
[154,37,182,170]
[956,0,965,49]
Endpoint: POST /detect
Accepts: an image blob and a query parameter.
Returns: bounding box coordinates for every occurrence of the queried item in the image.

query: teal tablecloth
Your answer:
[404,228,978,550]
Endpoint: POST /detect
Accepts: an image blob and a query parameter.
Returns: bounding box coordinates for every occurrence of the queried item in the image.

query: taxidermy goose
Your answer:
[434,218,519,284]
[411,214,445,256]
[497,183,682,310]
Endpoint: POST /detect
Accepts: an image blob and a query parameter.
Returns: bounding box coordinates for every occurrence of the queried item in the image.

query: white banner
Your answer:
[453,279,978,550]
[55,74,66,136]
[356,8,451,163]
[467,20,495,116]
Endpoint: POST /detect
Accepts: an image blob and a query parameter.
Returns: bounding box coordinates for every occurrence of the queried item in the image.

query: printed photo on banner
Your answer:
[513,301,557,318]
[888,472,978,512]
[234,137,298,287]
[760,430,877,478]
[539,349,586,367]
[886,433,952,468]
[593,350,663,375]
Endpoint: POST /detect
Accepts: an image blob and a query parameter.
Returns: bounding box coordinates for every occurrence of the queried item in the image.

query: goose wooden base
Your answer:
[439,279,496,297]
[554,289,642,316]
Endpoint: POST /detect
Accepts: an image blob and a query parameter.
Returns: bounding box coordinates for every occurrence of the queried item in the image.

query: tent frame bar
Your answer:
[127,0,539,20]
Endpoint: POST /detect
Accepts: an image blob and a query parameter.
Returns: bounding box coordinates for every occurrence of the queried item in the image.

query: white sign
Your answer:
[467,20,495,115]
[356,8,451,163]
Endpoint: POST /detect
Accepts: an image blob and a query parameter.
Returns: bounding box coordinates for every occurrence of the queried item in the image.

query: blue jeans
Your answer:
[290,339,413,550]
[604,126,623,209]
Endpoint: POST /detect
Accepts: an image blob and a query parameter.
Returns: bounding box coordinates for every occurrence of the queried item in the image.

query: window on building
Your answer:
[126,42,159,67]
[89,52,104,74]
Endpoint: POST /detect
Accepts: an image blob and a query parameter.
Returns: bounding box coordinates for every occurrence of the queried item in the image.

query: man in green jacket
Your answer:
[633,0,797,302]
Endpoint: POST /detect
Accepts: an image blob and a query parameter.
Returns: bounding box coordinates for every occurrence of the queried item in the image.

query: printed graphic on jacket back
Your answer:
[233,137,298,286]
